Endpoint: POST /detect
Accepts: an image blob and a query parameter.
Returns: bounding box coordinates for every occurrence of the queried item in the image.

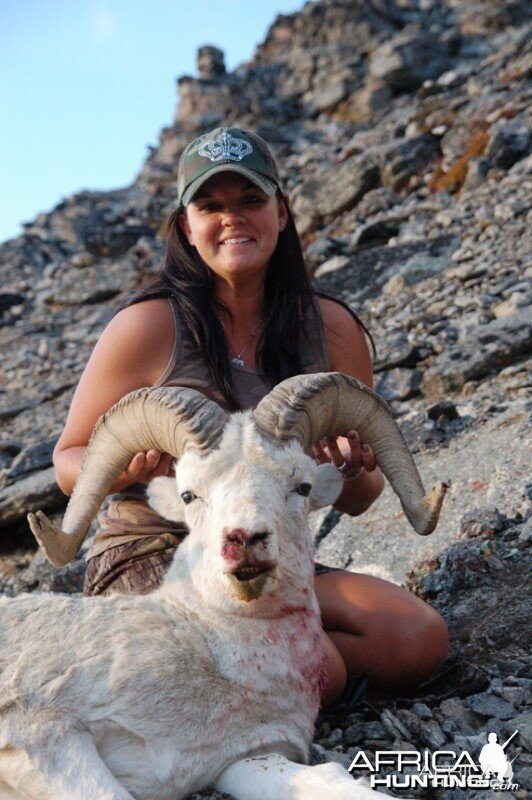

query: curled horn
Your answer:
[28,387,228,566]
[254,372,447,536]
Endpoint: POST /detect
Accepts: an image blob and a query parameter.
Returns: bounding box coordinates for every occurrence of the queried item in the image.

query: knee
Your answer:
[321,633,347,708]
[390,603,448,683]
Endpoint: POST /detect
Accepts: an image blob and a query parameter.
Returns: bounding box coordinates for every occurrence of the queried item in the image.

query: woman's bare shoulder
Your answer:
[316,296,373,387]
[86,298,176,387]
[110,297,174,333]
[317,296,356,327]
[54,298,176,452]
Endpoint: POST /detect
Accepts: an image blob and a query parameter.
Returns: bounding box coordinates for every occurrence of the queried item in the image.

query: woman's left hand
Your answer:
[312,430,377,480]
[313,430,383,515]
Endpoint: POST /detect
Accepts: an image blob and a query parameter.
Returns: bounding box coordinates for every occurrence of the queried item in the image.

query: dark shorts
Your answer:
[84,532,341,597]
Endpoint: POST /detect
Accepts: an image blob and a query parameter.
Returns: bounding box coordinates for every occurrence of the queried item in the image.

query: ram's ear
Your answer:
[309,463,343,510]
[146,476,186,522]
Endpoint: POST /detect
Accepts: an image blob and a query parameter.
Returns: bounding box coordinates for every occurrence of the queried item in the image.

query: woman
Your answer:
[53,127,447,707]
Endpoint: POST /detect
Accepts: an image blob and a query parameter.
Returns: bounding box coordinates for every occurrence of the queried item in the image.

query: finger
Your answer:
[312,441,329,464]
[325,436,345,469]
[125,452,145,477]
[151,453,173,478]
[361,443,377,472]
[146,450,161,467]
[347,430,362,464]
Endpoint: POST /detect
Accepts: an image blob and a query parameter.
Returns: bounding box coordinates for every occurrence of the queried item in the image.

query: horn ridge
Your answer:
[254,372,447,536]
[28,386,227,566]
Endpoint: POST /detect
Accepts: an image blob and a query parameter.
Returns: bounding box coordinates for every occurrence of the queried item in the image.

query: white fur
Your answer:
[0,413,397,800]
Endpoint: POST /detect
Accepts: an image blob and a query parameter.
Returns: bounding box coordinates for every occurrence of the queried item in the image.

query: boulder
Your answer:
[369,28,450,90]
[0,467,65,528]
[421,306,532,398]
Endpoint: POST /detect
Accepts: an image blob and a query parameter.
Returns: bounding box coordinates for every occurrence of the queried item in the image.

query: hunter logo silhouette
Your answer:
[478,731,518,782]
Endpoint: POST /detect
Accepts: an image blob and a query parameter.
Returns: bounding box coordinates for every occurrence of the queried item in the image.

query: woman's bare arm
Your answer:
[317,297,384,516]
[53,299,175,496]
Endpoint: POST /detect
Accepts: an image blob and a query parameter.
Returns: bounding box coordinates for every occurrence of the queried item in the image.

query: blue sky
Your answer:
[0,0,304,243]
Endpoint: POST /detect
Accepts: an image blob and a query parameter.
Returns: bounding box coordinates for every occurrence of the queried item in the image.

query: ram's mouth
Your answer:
[226,564,276,601]
[232,564,274,582]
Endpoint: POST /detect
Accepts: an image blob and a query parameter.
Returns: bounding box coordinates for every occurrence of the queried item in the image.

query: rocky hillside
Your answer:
[0,1,530,797]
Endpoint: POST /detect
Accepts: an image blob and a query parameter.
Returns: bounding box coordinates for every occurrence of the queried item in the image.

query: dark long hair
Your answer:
[124,196,374,410]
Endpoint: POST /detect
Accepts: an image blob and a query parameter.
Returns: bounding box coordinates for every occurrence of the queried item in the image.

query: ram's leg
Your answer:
[0,732,135,800]
[214,754,409,800]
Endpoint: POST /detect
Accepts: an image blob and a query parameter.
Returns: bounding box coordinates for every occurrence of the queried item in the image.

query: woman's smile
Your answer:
[219,236,255,248]
[221,237,253,244]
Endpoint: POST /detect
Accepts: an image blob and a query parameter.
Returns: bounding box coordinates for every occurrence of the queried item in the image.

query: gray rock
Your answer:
[345,216,403,251]
[10,547,85,595]
[341,79,392,123]
[459,507,505,539]
[518,518,532,543]
[417,718,447,749]
[494,292,530,319]
[0,467,65,528]
[197,46,226,80]
[0,292,25,313]
[421,306,532,398]
[486,119,531,171]
[316,237,456,303]
[427,401,459,422]
[500,687,528,709]
[314,255,351,279]
[508,712,532,751]
[382,253,451,294]
[395,709,422,739]
[439,698,485,735]
[375,367,422,401]
[83,224,154,258]
[370,29,450,90]
[374,331,421,371]
[45,257,137,306]
[308,743,328,765]
[307,79,349,115]
[0,443,21,471]
[355,187,400,218]
[380,709,411,741]
[364,134,440,193]
[5,437,57,484]
[344,721,387,746]
[0,399,38,421]
[291,157,379,234]
[304,236,342,270]
[410,703,433,721]
[467,693,517,720]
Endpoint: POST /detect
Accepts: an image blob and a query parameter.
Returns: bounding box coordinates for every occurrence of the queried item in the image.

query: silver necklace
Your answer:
[219,319,258,367]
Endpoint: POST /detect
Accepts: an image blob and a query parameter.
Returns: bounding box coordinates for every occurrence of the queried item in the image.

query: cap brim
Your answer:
[181,165,278,207]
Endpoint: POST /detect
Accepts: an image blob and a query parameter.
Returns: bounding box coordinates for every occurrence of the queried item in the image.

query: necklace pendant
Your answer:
[231,357,245,367]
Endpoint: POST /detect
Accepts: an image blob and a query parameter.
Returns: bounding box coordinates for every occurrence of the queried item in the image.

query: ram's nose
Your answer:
[221,528,271,562]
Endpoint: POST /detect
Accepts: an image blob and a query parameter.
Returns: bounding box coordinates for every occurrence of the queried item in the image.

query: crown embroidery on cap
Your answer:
[198,131,253,162]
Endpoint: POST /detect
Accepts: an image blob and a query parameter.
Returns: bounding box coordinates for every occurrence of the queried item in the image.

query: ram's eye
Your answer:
[295,483,312,497]
[181,491,197,505]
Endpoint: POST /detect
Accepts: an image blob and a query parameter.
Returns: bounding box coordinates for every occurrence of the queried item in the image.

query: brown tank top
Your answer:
[88,297,331,558]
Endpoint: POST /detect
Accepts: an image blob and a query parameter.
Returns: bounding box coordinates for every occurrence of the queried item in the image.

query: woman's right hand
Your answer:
[122,450,174,488]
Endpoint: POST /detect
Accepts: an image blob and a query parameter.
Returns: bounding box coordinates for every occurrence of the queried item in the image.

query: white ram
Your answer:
[0,373,447,800]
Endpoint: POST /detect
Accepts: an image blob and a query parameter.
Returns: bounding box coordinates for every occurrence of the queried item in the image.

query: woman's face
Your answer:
[178,173,288,285]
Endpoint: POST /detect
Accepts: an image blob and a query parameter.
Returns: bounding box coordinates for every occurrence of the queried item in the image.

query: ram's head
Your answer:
[147,418,343,609]
[28,373,448,607]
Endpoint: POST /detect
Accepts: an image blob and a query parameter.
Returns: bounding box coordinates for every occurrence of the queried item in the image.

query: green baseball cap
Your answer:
[176,127,283,207]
